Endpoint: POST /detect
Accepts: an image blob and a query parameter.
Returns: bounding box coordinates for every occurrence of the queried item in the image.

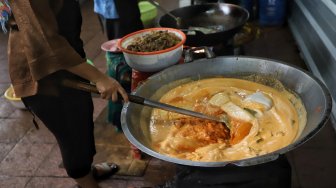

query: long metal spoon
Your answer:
[147,0,183,28]
[62,79,225,123]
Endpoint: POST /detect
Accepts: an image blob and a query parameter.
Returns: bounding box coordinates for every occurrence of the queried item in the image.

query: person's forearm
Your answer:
[66,62,105,83]
[66,62,129,102]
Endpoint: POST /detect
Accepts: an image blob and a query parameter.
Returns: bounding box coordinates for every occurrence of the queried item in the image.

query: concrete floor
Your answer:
[1,1,336,188]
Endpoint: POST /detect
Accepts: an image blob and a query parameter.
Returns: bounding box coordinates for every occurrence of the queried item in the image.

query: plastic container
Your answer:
[138,1,157,28]
[86,59,94,66]
[258,0,286,26]
[4,85,26,110]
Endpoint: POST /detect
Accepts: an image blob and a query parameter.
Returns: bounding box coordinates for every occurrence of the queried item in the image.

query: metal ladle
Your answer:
[62,79,227,124]
[147,0,184,28]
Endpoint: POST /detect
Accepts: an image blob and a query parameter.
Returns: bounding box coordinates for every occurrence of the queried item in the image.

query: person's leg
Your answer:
[105,18,121,40]
[99,0,143,41]
[75,173,99,188]
[22,78,99,187]
[114,0,144,38]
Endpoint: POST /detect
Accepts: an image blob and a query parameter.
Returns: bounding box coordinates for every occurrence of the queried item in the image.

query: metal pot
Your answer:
[158,3,249,46]
[121,56,332,167]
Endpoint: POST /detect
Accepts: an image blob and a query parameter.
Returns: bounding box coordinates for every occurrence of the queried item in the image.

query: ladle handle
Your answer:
[128,94,145,104]
[61,79,144,104]
[62,79,225,123]
[62,79,100,94]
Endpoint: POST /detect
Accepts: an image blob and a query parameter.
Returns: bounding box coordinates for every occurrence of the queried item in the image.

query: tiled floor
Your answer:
[1,1,336,188]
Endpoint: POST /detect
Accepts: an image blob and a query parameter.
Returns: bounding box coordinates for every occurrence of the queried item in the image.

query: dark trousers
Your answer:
[22,82,95,179]
[99,0,144,40]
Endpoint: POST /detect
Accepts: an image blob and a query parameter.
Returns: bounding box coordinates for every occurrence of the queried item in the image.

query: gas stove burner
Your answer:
[184,39,242,60]
[158,155,291,188]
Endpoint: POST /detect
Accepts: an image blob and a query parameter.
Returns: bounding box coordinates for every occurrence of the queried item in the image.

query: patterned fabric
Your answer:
[94,0,119,19]
[0,0,11,33]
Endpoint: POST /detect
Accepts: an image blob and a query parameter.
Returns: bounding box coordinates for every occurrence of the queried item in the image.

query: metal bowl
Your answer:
[121,56,332,167]
[118,27,186,72]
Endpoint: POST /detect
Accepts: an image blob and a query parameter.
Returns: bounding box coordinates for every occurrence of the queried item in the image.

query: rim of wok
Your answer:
[159,3,249,33]
[158,3,250,46]
[121,56,332,167]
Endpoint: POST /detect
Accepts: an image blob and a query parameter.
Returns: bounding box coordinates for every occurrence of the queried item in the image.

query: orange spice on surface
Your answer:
[229,118,253,145]
[173,117,230,150]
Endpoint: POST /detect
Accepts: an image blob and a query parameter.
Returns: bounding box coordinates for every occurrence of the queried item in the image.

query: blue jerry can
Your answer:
[259,0,286,26]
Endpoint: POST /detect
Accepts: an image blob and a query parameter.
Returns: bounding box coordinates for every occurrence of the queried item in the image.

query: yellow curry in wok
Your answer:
[149,77,307,161]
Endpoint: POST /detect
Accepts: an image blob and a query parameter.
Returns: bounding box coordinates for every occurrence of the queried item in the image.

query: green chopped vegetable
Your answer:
[126,30,181,52]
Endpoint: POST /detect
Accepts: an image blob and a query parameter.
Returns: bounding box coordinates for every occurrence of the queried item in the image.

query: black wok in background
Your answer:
[159,3,249,46]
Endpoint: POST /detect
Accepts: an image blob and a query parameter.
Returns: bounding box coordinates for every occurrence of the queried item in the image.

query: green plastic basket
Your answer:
[138,1,157,28]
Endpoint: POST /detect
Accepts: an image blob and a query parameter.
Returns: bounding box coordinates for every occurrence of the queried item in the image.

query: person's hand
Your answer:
[66,62,128,102]
[95,75,128,102]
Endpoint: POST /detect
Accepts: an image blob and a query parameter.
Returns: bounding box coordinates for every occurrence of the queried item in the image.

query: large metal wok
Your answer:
[159,3,249,46]
[121,56,332,167]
